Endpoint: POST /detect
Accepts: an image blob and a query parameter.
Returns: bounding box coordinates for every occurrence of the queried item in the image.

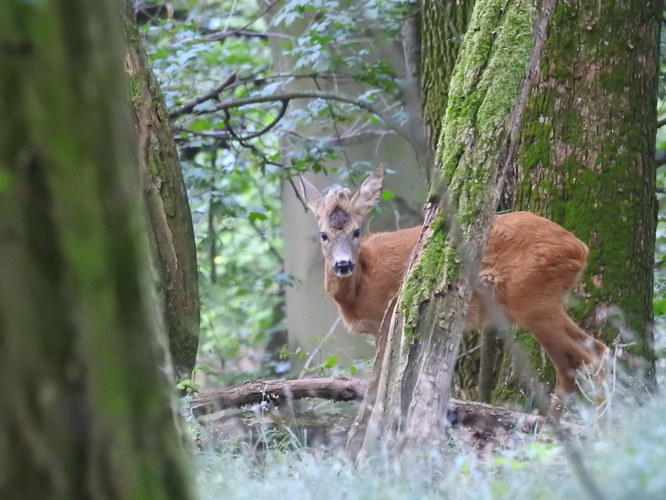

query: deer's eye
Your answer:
[320,232,329,242]
[353,228,361,238]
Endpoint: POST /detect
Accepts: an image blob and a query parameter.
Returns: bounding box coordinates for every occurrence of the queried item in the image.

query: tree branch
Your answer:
[168,73,237,119]
[201,27,293,41]
[204,91,412,143]
[200,0,282,42]
[178,100,288,143]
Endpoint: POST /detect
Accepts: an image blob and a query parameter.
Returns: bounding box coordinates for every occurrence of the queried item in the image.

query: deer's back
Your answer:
[478,211,588,325]
[340,211,588,334]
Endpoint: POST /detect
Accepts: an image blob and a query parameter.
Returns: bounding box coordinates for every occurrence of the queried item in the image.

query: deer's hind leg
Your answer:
[514,309,608,423]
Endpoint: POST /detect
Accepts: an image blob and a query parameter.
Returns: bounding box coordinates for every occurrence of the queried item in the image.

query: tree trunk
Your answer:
[122,3,200,380]
[0,1,193,497]
[351,0,544,457]
[420,0,475,151]
[420,0,495,403]
[493,0,661,400]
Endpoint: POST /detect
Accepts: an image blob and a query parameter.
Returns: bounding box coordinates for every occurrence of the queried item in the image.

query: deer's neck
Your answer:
[322,226,421,335]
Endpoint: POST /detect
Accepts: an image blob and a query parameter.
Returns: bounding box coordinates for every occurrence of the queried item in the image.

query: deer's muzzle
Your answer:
[334,260,355,276]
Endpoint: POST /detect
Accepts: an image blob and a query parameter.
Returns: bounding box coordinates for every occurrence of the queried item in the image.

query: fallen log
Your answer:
[190,376,368,417]
[190,376,554,438]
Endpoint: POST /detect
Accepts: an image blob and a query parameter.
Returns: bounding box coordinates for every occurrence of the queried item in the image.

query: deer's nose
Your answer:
[334,260,355,276]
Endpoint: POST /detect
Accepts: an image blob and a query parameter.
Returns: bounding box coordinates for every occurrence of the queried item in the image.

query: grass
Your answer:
[194,384,666,500]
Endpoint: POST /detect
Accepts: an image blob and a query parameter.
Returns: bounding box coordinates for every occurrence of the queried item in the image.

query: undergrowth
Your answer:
[195,389,666,500]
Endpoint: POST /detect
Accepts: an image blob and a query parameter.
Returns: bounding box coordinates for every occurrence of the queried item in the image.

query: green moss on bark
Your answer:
[365,0,539,451]
[505,0,659,386]
[401,0,535,341]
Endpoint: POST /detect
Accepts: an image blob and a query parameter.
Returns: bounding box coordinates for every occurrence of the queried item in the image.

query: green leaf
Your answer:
[188,117,213,132]
[323,354,339,369]
[381,189,395,200]
[654,297,666,316]
[248,211,268,222]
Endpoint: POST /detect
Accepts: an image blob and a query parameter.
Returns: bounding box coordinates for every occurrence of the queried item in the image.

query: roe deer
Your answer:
[300,167,609,422]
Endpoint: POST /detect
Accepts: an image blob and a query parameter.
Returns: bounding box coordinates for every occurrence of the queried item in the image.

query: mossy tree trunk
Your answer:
[420,0,475,151]
[491,0,661,401]
[351,0,547,456]
[122,2,200,380]
[0,1,193,497]
[420,0,498,404]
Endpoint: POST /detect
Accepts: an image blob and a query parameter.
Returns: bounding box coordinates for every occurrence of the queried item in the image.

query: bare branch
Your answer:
[204,90,413,145]
[230,99,289,141]
[202,28,293,41]
[200,0,282,42]
[288,176,309,211]
[658,116,666,129]
[169,73,237,119]
[177,99,288,142]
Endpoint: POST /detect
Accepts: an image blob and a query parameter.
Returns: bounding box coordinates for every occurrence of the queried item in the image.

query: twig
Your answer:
[202,28,293,40]
[199,91,411,144]
[201,0,282,42]
[178,100,288,142]
[298,317,342,379]
[169,73,237,119]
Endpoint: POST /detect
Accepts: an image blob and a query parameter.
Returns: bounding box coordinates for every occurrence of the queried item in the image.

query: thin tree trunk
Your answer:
[122,3,200,379]
[0,1,193,497]
[420,0,496,403]
[351,0,545,457]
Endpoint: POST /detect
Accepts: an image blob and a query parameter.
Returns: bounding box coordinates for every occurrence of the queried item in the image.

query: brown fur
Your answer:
[300,168,609,422]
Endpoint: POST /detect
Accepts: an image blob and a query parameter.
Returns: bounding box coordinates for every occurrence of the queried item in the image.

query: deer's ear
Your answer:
[300,176,324,216]
[351,167,384,217]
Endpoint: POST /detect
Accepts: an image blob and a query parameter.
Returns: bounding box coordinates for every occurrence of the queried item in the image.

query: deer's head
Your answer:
[300,168,384,277]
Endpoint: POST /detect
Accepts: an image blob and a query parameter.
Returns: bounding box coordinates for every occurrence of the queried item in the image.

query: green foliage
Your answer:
[142,0,413,177]
[186,149,286,384]
[141,0,413,383]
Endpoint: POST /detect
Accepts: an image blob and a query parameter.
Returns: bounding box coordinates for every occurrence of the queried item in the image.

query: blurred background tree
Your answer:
[0,0,193,497]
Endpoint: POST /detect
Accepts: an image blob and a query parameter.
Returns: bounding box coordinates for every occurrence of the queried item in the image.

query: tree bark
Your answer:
[420,0,475,150]
[191,376,369,416]
[420,0,495,404]
[351,0,544,457]
[493,0,661,399]
[0,1,193,497]
[122,3,200,379]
